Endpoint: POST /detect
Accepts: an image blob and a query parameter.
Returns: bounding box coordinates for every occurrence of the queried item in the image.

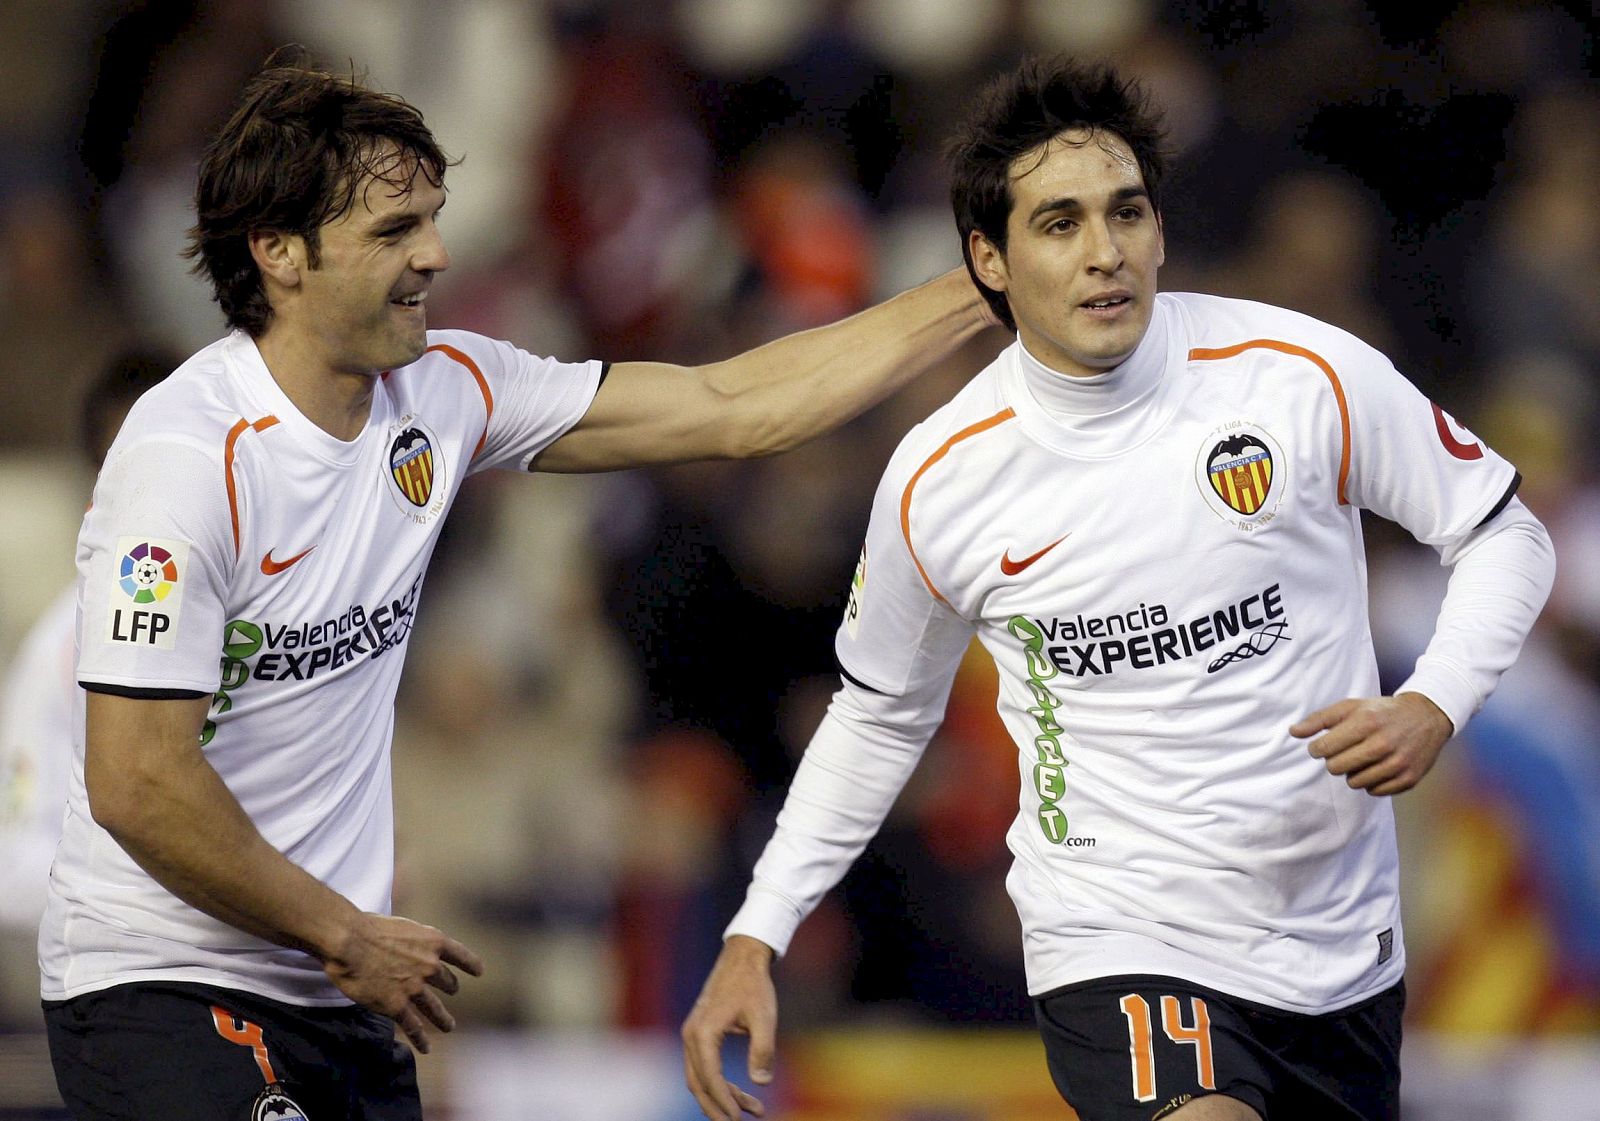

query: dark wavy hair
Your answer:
[185,51,454,336]
[946,57,1167,330]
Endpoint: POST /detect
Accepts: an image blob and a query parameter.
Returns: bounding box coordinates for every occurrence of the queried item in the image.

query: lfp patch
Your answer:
[105,537,189,649]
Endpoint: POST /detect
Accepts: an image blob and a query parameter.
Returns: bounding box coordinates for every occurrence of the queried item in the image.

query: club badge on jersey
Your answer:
[385,415,447,525]
[252,1085,309,1120]
[1194,422,1287,531]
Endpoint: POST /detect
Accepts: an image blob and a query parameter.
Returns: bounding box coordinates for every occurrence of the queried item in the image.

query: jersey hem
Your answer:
[1023,956,1406,1017]
[41,968,356,1008]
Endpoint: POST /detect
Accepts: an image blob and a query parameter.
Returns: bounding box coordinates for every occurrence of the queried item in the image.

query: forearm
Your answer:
[87,696,357,961]
[726,676,947,954]
[1397,498,1556,731]
[703,269,993,458]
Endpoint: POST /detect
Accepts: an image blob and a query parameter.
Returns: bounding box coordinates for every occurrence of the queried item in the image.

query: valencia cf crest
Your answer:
[384,416,447,524]
[252,1085,309,1120]
[390,427,435,506]
[1195,423,1285,530]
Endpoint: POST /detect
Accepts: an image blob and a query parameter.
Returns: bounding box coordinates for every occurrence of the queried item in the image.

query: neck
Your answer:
[253,327,377,442]
[1017,302,1168,422]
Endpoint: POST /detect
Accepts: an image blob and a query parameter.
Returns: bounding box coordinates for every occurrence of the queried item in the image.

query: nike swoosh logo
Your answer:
[1000,534,1068,576]
[260,545,316,576]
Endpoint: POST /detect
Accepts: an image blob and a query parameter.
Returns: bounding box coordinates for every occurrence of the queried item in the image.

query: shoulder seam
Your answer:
[223,416,281,559]
[425,343,494,460]
[1189,339,1351,505]
[899,408,1016,604]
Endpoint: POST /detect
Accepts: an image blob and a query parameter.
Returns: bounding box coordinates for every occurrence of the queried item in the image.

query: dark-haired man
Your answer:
[682,58,1554,1121]
[43,58,992,1120]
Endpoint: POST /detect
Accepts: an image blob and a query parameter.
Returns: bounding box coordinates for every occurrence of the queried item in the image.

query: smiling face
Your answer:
[265,146,451,379]
[968,127,1164,378]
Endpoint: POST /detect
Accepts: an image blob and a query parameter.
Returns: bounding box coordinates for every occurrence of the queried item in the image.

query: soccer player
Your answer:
[681,58,1556,1121]
[43,60,993,1120]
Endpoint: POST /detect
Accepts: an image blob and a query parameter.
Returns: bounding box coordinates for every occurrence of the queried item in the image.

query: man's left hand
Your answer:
[1292,693,1454,796]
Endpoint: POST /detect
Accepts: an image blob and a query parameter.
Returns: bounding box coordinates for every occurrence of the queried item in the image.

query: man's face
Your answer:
[293,152,450,376]
[970,128,1164,377]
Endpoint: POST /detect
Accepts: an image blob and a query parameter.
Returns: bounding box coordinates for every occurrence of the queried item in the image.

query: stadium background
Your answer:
[0,1,1596,1117]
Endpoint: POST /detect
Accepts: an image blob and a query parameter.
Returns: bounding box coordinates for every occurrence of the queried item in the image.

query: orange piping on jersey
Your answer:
[223,416,281,559]
[1189,340,1352,505]
[426,343,494,459]
[900,408,1016,604]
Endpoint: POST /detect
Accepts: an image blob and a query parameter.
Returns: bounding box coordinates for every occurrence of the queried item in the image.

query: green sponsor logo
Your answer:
[202,617,263,746]
[1008,614,1072,844]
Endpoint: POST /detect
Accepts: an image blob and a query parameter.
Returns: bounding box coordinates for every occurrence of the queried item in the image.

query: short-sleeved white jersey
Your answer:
[834,293,1519,1013]
[44,329,601,1004]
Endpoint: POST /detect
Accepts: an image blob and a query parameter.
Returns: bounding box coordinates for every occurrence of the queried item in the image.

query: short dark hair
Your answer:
[947,57,1167,330]
[185,51,453,336]
[81,346,183,465]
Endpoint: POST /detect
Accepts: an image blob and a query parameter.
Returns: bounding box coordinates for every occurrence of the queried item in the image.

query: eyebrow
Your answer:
[368,197,445,235]
[1027,185,1150,224]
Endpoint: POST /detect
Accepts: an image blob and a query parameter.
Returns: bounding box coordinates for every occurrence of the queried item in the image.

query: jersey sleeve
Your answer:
[431,332,603,474]
[834,436,976,696]
[1338,342,1550,728]
[1340,344,1520,545]
[75,438,235,698]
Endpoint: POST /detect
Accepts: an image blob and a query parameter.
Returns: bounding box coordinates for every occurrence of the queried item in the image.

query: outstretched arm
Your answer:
[535,269,995,472]
[85,692,483,1051]
[1295,498,1555,794]
[681,673,951,1119]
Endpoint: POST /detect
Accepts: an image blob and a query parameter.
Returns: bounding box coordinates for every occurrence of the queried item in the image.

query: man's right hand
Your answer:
[322,912,484,1053]
[681,934,779,1120]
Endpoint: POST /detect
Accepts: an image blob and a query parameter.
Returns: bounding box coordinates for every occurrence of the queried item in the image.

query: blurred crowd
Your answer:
[1,0,1597,1051]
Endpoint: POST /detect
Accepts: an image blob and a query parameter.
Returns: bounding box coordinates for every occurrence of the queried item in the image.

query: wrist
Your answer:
[305,898,366,965]
[723,934,777,969]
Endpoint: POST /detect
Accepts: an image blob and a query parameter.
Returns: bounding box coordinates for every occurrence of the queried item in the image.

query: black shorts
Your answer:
[43,982,420,1121]
[1034,974,1403,1121]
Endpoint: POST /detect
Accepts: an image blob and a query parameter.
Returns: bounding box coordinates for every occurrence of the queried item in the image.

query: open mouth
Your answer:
[1081,295,1131,311]
[391,292,426,309]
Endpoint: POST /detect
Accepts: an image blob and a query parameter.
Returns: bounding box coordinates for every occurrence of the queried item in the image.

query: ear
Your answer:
[248,230,304,291]
[968,229,1009,295]
[1154,210,1166,269]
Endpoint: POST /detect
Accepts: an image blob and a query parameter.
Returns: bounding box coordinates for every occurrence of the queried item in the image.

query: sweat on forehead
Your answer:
[342,143,445,218]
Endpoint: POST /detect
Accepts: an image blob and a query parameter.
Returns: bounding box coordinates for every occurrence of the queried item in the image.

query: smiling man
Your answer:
[41,57,993,1121]
[682,58,1556,1121]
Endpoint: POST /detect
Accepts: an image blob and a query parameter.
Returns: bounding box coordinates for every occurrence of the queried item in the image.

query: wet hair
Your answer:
[946,57,1167,330]
[81,346,183,465]
[185,50,454,336]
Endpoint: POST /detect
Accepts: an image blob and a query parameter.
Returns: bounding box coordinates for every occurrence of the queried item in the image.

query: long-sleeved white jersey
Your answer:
[727,292,1554,1014]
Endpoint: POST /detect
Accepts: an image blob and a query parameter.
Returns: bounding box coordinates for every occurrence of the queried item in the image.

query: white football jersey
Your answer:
[45,329,601,1004]
[826,293,1520,1013]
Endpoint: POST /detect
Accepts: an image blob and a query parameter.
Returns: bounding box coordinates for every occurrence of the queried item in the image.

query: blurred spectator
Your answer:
[1201,169,1401,357]
[0,345,180,1026]
[81,0,284,351]
[0,188,129,452]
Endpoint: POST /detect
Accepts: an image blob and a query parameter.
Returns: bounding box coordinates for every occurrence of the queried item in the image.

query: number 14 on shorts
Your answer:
[1119,993,1216,1103]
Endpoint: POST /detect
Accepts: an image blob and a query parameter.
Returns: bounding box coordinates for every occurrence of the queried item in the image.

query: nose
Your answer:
[1083,217,1123,275]
[414,222,450,275]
